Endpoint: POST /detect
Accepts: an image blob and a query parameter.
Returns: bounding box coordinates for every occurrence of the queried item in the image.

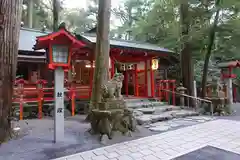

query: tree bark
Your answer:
[27,0,33,28]
[0,0,23,144]
[180,0,194,106]
[45,0,60,87]
[53,0,60,31]
[201,0,221,98]
[90,0,111,108]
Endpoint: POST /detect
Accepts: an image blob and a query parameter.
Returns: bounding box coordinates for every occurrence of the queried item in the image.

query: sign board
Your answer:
[54,68,64,143]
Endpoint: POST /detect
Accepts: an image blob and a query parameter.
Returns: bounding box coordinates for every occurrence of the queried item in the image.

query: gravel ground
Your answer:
[0,115,154,160]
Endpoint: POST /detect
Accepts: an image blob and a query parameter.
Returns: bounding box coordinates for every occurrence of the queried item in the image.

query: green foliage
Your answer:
[61,8,96,33]
[118,0,240,82]
[23,0,240,71]
[112,0,153,39]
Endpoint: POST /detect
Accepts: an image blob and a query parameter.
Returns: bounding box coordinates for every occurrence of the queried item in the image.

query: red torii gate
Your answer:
[217,60,240,103]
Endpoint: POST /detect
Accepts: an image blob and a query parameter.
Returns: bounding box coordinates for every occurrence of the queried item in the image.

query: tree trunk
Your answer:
[46,0,60,87]
[53,0,60,31]
[27,0,33,28]
[0,0,23,144]
[90,0,111,108]
[180,0,194,106]
[201,0,221,98]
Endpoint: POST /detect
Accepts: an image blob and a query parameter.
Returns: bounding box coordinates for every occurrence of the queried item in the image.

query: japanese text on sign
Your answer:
[57,108,63,113]
[57,92,63,98]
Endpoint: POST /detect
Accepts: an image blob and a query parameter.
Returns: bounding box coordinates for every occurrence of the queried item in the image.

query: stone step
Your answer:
[136,109,199,125]
[136,105,182,114]
[125,98,168,108]
[124,97,161,102]
[125,101,166,109]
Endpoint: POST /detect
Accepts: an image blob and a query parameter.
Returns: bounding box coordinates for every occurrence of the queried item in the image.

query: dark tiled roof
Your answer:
[19,27,175,56]
[19,28,49,52]
[79,33,174,54]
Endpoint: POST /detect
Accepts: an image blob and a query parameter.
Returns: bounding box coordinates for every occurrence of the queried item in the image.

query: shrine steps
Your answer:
[123,97,199,125]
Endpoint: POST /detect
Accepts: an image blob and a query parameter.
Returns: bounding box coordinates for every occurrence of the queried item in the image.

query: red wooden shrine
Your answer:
[14,27,178,119]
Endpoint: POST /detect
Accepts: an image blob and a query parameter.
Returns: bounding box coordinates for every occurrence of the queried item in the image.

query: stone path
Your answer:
[145,116,215,132]
[53,119,240,160]
[0,115,215,160]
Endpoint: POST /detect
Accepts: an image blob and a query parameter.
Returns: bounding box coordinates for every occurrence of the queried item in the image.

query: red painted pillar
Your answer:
[19,84,24,120]
[150,59,154,97]
[89,60,94,97]
[111,58,115,78]
[233,86,237,103]
[125,71,129,96]
[159,80,162,101]
[36,82,44,119]
[134,64,138,96]
[15,79,26,120]
[70,82,76,116]
[165,80,169,102]
[144,60,148,97]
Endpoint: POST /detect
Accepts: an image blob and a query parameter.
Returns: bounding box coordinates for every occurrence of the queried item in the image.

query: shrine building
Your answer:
[16,27,178,102]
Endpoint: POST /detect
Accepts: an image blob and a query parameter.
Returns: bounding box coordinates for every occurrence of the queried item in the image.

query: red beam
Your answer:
[112,56,153,62]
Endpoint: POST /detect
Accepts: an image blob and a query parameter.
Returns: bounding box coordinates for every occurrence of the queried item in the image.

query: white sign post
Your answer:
[54,67,65,143]
[52,45,69,143]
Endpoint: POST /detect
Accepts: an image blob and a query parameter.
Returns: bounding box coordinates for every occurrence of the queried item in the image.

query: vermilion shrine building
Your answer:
[16,27,178,101]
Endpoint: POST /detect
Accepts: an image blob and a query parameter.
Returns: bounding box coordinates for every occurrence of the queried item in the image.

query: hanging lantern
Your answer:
[152,59,159,70]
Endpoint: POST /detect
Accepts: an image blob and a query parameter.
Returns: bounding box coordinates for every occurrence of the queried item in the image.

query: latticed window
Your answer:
[52,45,68,63]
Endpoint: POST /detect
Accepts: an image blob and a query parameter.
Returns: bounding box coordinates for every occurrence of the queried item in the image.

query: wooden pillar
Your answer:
[89,60,94,97]
[125,71,129,96]
[150,59,155,97]
[233,86,237,103]
[111,58,115,78]
[144,60,148,97]
[134,64,138,96]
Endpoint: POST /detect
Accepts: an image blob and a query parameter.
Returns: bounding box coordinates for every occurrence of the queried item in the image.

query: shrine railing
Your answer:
[13,79,92,120]
[159,88,213,115]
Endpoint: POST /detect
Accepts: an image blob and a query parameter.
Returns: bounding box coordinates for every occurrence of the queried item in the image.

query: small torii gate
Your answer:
[217,60,240,104]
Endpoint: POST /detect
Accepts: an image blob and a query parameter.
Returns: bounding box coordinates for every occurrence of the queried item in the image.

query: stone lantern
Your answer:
[177,83,187,107]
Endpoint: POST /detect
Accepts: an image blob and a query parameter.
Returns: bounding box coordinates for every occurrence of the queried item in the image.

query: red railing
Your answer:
[135,80,176,105]
[13,79,91,120]
[13,78,177,120]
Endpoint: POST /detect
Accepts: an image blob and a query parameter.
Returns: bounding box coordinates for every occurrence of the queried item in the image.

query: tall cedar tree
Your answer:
[201,0,221,98]
[90,0,111,108]
[180,0,194,106]
[45,0,60,86]
[0,0,23,143]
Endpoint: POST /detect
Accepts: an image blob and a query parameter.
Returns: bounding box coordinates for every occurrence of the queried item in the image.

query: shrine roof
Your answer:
[76,33,174,54]
[19,28,49,52]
